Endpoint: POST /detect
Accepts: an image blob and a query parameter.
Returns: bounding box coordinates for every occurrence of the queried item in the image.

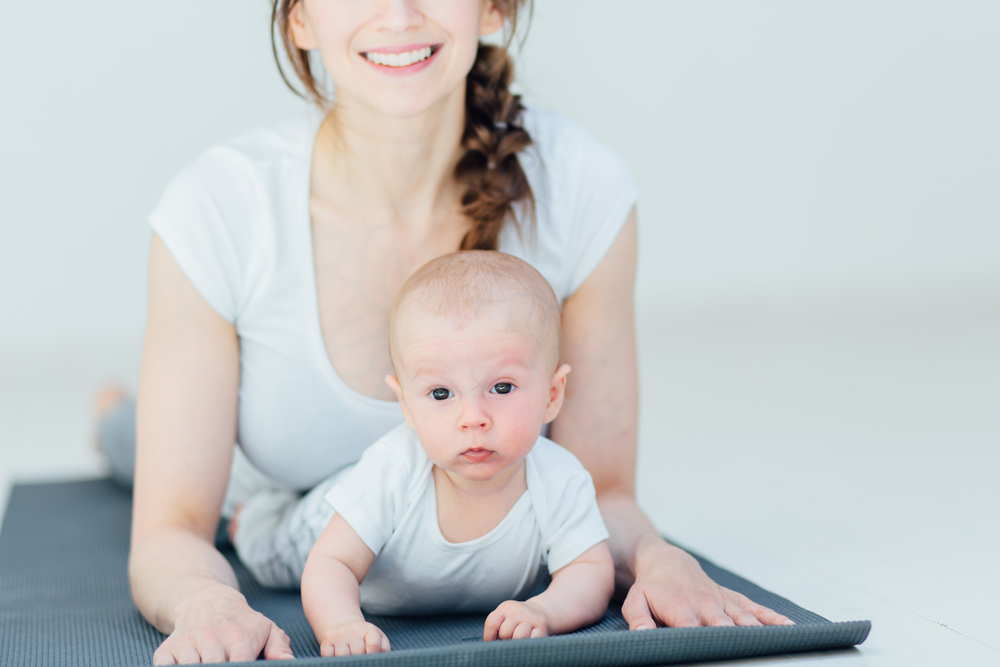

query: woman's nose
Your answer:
[375,0,424,33]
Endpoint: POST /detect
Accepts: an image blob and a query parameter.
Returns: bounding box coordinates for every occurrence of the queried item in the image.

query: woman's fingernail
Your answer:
[783,619,796,626]
[634,624,653,631]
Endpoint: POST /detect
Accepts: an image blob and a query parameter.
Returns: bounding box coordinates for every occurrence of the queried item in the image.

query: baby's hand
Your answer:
[319,621,390,657]
[484,600,550,641]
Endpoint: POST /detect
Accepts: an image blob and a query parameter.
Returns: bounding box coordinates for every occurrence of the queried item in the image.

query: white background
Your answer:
[1,0,997,346]
[1,1,997,665]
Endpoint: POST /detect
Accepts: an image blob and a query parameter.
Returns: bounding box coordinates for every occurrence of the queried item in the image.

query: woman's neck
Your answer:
[311,85,467,238]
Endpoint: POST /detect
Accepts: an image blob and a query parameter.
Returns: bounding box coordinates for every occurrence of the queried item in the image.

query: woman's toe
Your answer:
[95,385,128,418]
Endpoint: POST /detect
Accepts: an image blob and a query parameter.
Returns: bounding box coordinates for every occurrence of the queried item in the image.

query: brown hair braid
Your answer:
[271,1,535,251]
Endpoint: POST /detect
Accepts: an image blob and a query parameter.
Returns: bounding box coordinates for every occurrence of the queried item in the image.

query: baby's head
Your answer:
[385,251,570,484]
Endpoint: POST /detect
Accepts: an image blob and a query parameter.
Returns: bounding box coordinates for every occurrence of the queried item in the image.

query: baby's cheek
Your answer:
[501,399,548,449]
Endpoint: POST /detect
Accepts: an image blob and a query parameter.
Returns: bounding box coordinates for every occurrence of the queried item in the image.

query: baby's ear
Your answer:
[385,374,404,400]
[542,364,571,425]
[385,375,417,430]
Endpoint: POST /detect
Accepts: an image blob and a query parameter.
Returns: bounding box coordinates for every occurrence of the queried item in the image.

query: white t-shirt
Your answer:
[323,423,609,615]
[149,105,638,491]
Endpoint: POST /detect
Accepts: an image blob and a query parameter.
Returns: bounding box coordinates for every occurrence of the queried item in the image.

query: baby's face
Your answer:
[387,304,568,486]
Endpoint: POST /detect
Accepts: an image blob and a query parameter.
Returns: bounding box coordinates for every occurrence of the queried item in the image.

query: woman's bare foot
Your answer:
[96,385,128,416]
[227,504,244,543]
[93,384,128,452]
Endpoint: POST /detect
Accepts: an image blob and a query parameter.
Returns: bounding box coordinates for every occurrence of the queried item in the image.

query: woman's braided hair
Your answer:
[271,0,535,251]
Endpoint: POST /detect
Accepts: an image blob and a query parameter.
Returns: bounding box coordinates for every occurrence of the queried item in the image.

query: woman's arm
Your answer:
[129,235,294,664]
[551,208,793,629]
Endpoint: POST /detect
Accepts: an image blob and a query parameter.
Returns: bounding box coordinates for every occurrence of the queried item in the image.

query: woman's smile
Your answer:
[362,44,440,67]
[359,44,443,77]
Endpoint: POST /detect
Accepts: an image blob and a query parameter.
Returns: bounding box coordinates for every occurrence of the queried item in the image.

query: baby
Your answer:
[232,251,614,656]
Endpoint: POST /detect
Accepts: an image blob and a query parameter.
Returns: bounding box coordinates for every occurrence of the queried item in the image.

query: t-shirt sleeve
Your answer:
[148,148,260,323]
[564,125,639,296]
[322,437,414,556]
[542,458,611,574]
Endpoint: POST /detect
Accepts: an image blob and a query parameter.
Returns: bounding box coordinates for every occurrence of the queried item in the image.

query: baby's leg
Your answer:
[232,474,341,588]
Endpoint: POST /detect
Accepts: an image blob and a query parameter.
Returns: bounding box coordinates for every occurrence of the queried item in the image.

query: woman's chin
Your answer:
[337,83,465,124]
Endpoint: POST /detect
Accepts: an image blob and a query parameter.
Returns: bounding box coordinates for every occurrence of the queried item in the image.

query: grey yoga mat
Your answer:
[0,479,869,666]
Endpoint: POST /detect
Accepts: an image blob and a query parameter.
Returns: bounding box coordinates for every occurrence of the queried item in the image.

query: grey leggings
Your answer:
[97,398,138,491]
[97,399,279,546]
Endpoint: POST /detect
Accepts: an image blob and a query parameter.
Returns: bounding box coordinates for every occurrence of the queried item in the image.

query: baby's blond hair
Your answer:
[389,251,562,372]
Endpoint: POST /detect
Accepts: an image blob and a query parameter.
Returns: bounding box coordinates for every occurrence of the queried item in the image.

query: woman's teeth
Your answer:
[364,47,433,68]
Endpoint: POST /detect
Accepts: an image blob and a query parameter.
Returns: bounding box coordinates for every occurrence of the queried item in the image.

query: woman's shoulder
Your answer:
[518,102,636,207]
[519,103,629,175]
[148,111,321,323]
[505,103,639,300]
[174,111,321,188]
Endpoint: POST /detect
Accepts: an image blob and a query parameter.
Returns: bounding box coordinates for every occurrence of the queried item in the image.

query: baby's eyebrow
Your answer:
[410,366,445,379]
[409,360,530,384]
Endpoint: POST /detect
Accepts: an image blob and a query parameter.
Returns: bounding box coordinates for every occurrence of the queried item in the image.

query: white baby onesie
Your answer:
[233,423,609,615]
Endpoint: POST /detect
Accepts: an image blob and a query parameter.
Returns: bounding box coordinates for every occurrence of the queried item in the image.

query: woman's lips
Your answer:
[461,448,494,463]
[360,44,442,75]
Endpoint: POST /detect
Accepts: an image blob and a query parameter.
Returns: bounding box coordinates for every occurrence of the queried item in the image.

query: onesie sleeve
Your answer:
[148,147,261,323]
[535,442,611,573]
[564,129,639,296]
[322,432,416,556]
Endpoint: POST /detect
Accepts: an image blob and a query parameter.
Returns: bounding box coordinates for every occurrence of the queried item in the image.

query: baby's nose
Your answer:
[457,398,491,430]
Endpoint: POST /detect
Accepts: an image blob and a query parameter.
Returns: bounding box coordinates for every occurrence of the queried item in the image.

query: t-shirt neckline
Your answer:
[426,476,532,552]
[299,110,403,412]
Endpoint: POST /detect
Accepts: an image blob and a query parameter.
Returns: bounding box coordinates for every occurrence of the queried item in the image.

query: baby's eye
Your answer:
[491,383,514,395]
[431,388,453,401]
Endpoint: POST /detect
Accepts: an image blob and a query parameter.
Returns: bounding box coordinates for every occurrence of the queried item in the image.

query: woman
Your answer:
[122,0,791,663]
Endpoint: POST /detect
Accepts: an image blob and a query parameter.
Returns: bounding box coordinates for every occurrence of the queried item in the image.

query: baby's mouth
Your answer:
[461,448,494,463]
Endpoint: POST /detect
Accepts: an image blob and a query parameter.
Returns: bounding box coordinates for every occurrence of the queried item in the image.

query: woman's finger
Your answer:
[173,643,202,665]
[723,600,762,627]
[529,627,546,639]
[621,586,657,630]
[152,642,178,666]
[381,633,392,652]
[701,606,736,627]
[226,628,260,664]
[320,642,335,658]
[747,602,794,626]
[261,622,294,660]
[196,640,227,664]
[726,590,793,626]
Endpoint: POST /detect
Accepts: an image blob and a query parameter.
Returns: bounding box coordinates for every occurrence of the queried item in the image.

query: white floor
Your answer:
[1,284,997,666]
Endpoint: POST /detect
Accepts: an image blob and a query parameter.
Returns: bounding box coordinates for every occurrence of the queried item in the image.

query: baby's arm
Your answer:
[301,514,390,656]
[484,541,615,641]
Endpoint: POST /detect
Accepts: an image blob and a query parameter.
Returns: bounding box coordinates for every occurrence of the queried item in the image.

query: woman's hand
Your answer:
[131,236,292,664]
[621,539,794,629]
[153,584,293,664]
[551,211,792,630]
[318,622,390,657]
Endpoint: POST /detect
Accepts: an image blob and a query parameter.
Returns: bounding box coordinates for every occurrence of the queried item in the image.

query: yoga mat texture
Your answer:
[0,479,869,666]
